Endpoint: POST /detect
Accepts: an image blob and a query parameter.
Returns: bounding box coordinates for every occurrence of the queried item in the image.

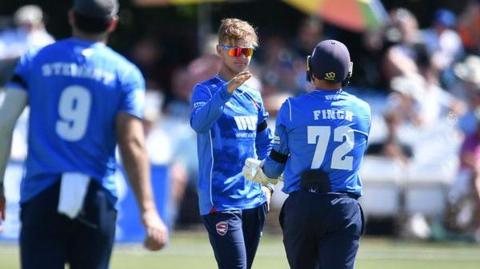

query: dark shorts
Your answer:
[202,203,268,269]
[20,180,117,269]
[280,191,364,269]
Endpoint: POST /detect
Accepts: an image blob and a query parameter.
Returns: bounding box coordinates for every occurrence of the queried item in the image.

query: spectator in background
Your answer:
[454,55,480,135]
[259,17,325,97]
[164,67,192,119]
[457,0,480,54]
[382,8,423,81]
[447,108,480,240]
[387,74,424,126]
[259,36,300,95]
[263,92,292,121]
[422,9,464,75]
[291,17,326,93]
[291,17,325,58]
[0,5,54,60]
[0,5,54,85]
[366,111,414,165]
[165,34,221,120]
[415,44,465,127]
[387,70,462,129]
[130,36,165,90]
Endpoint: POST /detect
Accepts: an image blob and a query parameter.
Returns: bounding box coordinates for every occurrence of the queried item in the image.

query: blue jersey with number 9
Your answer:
[263,89,371,196]
[6,38,145,204]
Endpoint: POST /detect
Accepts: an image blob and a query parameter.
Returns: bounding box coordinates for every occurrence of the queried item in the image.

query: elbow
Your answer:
[0,120,14,138]
[119,136,146,158]
[190,118,208,133]
[263,157,284,179]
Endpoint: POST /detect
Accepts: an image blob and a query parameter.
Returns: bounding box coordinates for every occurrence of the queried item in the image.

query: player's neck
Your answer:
[313,79,342,91]
[72,29,108,44]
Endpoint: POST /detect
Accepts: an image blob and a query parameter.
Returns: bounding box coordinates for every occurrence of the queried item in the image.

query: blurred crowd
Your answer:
[2,1,480,241]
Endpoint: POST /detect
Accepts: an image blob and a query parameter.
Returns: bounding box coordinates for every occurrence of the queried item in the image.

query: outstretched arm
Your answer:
[0,89,27,228]
[116,112,168,250]
[263,100,290,179]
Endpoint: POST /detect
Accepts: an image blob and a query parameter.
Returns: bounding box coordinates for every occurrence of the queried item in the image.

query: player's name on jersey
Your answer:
[42,62,115,84]
[313,109,353,121]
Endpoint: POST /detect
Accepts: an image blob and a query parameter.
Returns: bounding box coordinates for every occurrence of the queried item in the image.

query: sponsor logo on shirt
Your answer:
[234,116,257,131]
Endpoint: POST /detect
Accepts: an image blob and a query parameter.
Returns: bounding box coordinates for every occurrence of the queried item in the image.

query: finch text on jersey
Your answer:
[313,109,353,121]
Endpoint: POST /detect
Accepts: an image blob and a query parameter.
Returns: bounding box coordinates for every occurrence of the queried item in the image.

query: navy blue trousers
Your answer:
[202,203,267,269]
[20,180,117,269]
[280,191,364,269]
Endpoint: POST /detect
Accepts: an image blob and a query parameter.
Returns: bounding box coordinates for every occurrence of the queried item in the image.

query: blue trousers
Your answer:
[202,203,267,269]
[20,180,117,269]
[280,191,364,269]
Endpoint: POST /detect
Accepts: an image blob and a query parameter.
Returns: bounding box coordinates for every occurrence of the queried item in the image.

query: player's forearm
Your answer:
[255,128,272,160]
[0,90,27,184]
[120,138,157,213]
[0,126,14,184]
[263,143,289,179]
[190,86,232,133]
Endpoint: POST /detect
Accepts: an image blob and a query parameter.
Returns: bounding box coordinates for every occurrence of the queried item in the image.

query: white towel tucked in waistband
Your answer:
[57,173,90,219]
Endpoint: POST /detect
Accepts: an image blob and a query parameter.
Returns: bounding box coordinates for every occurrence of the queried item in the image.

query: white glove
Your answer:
[243,158,280,185]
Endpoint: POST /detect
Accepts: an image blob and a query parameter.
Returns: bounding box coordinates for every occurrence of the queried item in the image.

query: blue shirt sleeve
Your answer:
[190,83,232,133]
[263,99,291,179]
[6,48,37,91]
[119,66,145,119]
[255,98,272,160]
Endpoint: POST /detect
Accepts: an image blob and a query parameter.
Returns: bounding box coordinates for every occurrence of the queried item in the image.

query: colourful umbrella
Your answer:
[283,0,388,32]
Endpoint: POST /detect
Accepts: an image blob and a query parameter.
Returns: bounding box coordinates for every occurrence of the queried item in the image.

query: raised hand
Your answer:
[227,71,252,94]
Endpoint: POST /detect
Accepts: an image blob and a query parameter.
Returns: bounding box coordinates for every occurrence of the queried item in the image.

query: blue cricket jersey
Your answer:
[6,37,145,204]
[263,89,371,196]
[190,75,272,215]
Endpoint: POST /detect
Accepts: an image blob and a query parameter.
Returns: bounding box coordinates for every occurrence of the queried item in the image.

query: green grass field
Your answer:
[1,232,480,269]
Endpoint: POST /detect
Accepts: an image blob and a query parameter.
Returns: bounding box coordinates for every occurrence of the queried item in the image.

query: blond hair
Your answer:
[218,18,258,47]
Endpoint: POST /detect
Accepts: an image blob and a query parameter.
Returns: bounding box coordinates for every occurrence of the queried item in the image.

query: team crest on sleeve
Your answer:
[216,221,228,236]
[193,101,206,109]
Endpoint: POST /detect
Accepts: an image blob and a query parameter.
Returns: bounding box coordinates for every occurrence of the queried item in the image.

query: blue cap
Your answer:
[434,9,456,28]
[310,39,351,83]
[74,0,118,19]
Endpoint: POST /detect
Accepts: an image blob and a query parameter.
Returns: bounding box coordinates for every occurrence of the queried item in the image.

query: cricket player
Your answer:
[0,0,168,268]
[244,39,371,269]
[190,18,273,269]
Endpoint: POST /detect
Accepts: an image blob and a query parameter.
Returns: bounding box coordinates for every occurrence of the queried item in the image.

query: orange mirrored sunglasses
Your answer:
[220,45,254,57]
